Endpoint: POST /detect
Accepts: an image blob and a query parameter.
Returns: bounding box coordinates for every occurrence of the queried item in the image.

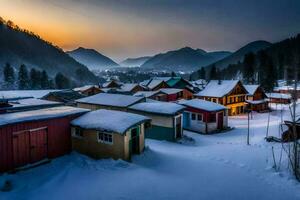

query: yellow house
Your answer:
[70,109,151,161]
[194,80,248,115]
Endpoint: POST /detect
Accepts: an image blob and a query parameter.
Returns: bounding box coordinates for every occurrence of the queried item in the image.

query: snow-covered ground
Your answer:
[1,103,300,200]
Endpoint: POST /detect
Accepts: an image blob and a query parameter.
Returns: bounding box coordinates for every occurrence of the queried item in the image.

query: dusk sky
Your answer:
[1,0,300,61]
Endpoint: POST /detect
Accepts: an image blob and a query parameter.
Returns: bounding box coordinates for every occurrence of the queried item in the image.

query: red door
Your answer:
[13,131,30,168]
[217,112,223,129]
[30,128,48,163]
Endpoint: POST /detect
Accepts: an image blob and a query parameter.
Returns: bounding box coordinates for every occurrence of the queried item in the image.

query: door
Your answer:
[13,131,30,168]
[183,112,190,128]
[130,127,140,154]
[175,115,182,139]
[29,128,48,163]
[217,112,223,130]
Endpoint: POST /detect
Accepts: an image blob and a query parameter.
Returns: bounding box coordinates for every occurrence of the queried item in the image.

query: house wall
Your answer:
[71,124,145,161]
[0,115,81,173]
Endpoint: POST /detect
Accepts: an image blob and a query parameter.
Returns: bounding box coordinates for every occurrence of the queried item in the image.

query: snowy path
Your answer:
[1,105,300,199]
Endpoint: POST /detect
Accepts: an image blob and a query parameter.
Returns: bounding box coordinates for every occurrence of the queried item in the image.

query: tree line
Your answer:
[2,63,71,90]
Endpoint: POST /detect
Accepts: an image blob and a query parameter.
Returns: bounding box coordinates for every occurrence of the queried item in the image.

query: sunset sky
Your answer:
[1,0,300,61]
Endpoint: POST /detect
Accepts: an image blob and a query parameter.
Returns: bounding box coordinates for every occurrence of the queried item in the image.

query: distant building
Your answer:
[71,109,150,161]
[267,93,291,104]
[101,80,123,88]
[244,85,269,112]
[140,79,169,91]
[42,90,85,105]
[115,83,145,95]
[0,106,88,173]
[178,99,228,134]
[73,85,102,96]
[129,102,185,142]
[76,93,145,111]
[195,80,248,115]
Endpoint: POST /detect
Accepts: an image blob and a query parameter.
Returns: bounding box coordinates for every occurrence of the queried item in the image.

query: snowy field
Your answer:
[1,104,300,200]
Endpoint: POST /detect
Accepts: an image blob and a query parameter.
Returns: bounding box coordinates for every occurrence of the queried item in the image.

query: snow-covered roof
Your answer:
[178,99,227,112]
[129,102,185,116]
[159,88,182,95]
[102,80,122,88]
[245,99,268,105]
[243,85,259,96]
[73,85,98,92]
[76,93,144,108]
[147,79,165,90]
[0,106,89,127]
[274,85,300,91]
[119,83,139,92]
[71,109,150,134]
[0,90,59,99]
[8,98,61,108]
[134,91,161,98]
[195,80,241,98]
[266,93,291,99]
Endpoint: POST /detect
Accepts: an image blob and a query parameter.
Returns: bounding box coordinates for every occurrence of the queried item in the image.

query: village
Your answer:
[0,76,299,199]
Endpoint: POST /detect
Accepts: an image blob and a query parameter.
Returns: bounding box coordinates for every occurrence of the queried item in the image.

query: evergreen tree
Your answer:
[277,53,285,80]
[209,65,217,80]
[198,67,206,79]
[171,71,176,77]
[3,63,15,88]
[242,52,256,84]
[18,64,29,89]
[41,70,50,89]
[30,68,38,89]
[55,73,70,89]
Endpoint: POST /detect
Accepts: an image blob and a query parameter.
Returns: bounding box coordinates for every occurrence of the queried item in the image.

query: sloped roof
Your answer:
[76,93,144,108]
[134,91,162,98]
[71,109,150,134]
[129,102,185,116]
[0,106,89,127]
[195,80,241,98]
[0,90,59,99]
[119,83,139,92]
[159,88,183,95]
[244,85,260,96]
[43,90,85,103]
[73,85,99,92]
[267,93,291,99]
[178,99,226,112]
[147,79,165,90]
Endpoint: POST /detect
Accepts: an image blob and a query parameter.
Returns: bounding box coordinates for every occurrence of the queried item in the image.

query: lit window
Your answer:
[98,132,113,144]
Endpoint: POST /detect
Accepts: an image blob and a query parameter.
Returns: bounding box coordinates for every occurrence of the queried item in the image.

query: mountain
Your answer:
[207,40,272,70]
[140,47,232,72]
[120,56,151,67]
[67,47,119,71]
[0,21,98,85]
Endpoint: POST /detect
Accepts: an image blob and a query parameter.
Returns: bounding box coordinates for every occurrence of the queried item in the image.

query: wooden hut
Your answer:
[178,99,228,134]
[71,109,150,161]
[0,106,89,173]
[195,80,248,116]
[129,102,185,142]
[244,85,269,112]
[73,85,102,96]
[267,93,291,104]
[76,93,145,111]
[42,90,85,105]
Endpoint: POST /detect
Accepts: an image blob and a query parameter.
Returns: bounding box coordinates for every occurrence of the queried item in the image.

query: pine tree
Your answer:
[198,67,206,79]
[171,71,176,77]
[209,65,217,80]
[55,73,70,89]
[30,68,38,89]
[3,63,15,88]
[41,70,50,89]
[18,64,29,89]
[242,52,256,84]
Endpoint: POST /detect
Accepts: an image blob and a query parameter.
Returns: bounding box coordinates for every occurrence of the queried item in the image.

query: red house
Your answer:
[0,106,88,173]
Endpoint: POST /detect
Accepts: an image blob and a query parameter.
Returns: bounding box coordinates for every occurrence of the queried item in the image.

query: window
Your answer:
[197,114,203,121]
[209,113,216,122]
[73,128,83,138]
[98,132,113,144]
[191,113,196,120]
[212,98,217,103]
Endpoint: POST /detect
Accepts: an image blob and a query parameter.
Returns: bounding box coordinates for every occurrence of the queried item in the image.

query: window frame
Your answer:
[97,132,113,145]
[73,127,84,138]
[197,114,203,122]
